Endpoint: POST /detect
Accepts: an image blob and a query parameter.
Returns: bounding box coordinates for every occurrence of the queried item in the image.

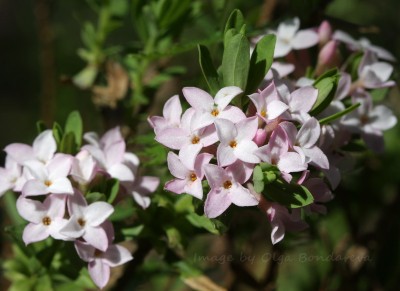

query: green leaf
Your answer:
[60,132,76,154]
[198,45,221,95]
[319,102,360,125]
[121,225,144,237]
[52,122,63,146]
[106,178,120,204]
[263,180,314,208]
[245,34,276,94]
[86,192,106,203]
[110,201,136,221]
[185,213,221,235]
[165,226,183,251]
[252,165,263,181]
[221,33,250,89]
[174,261,202,278]
[310,69,339,116]
[36,121,47,134]
[175,195,195,213]
[224,9,245,36]
[64,111,83,148]
[371,88,389,102]
[253,180,264,193]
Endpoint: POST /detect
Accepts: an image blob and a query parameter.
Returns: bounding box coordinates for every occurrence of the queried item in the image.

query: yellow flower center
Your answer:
[42,216,51,226]
[78,218,86,227]
[189,172,197,181]
[223,180,232,189]
[229,140,237,148]
[261,109,267,118]
[191,136,200,144]
[211,109,219,116]
[44,180,52,187]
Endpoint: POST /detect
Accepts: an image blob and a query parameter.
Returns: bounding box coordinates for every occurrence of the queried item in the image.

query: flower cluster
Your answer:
[0,127,160,288]
[150,18,397,245]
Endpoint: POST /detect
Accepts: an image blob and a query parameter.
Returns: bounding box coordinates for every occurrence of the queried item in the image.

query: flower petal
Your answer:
[23,223,49,245]
[167,152,188,179]
[292,29,319,49]
[182,87,214,110]
[214,86,242,110]
[33,130,56,163]
[85,202,114,227]
[229,184,259,207]
[204,189,231,218]
[84,226,109,251]
[89,260,110,289]
[102,244,133,267]
[297,117,320,148]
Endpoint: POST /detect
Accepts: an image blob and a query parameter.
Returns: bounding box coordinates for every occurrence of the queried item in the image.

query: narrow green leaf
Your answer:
[52,123,63,146]
[106,178,120,204]
[245,34,276,94]
[186,213,220,234]
[36,121,47,134]
[263,180,314,208]
[221,33,250,89]
[86,192,106,204]
[224,9,245,36]
[121,225,144,237]
[64,111,83,148]
[198,45,220,95]
[319,102,360,125]
[60,132,76,154]
[310,69,339,116]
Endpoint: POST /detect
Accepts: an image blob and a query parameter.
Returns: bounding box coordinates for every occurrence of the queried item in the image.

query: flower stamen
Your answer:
[42,216,51,226]
[223,180,232,189]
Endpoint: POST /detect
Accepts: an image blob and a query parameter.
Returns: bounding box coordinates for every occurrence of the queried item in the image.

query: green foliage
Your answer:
[319,102,360,125]
[246,34,276,94]
[198,44,221,95]
[310,68,340,116]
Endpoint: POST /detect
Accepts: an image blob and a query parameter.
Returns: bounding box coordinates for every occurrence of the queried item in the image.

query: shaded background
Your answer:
[1,0,400,290]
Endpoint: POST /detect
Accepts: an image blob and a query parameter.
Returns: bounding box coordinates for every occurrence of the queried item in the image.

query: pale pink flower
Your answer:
[17,194,70,244]
[271,17,319,58]
[83,127,136,182]
[182,86,245,131]
[4,129,57,165]
[60,189,114,251]
[248,82,288,123]
[280,118,329,169]
[215,117,260,167]
[148,94,182,134]
[74,228,132,289]
[255,125,307,174]
[280,86,318,123]
[333,30,396,61]
[341,93,397,152]
[204,162,258,218]
[165,151,213,199]
[128,176,160,209]
[155,108,218,152]
[70,150,98,185]
[22,154,74,196]
[0,156,26,196]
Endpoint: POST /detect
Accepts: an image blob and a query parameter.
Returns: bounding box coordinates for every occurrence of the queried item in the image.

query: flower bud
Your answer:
[253,128,267,146]
[318,20,332,46]
[316,40,338,75]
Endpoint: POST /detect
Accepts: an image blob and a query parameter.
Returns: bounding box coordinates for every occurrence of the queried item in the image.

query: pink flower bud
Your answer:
[253,128,267,146]
[316,40,338,75]
[318,20,332,46]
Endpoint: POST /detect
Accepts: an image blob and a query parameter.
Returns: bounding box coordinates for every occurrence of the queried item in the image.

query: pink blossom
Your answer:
[4,129,57,165]
[165,151,213,199]
[280,86,318,123]
[148,94,182,134]
[280,118,329,169]
[215,117,260,167]
[248,82,288,123]
[155,108,218,152]
[341,93,397,152]
[255,125,307,174]
[271,17,319,58]
[204,162,258,218]
[128,176,160,209]
[182,86,246,131]
[22,154,74,196]
[75,239,132,289]
[0,156,26,196]
[17,194,70,244]
[60,189,114,251]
